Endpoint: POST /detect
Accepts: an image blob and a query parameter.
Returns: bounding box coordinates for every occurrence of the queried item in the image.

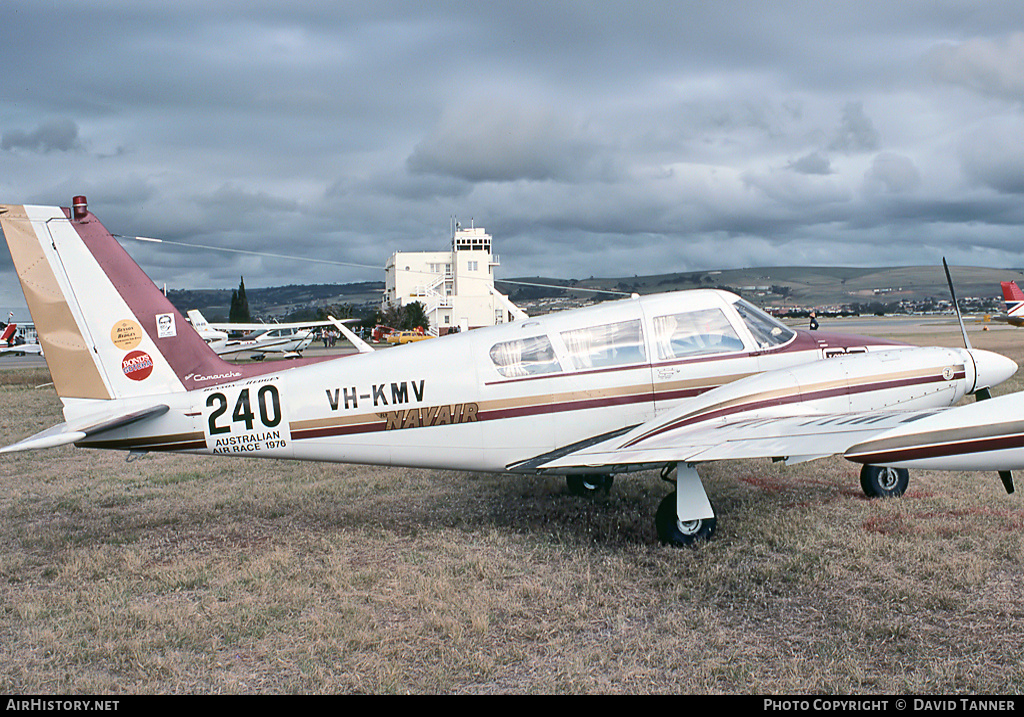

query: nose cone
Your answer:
[969,349,1018,393]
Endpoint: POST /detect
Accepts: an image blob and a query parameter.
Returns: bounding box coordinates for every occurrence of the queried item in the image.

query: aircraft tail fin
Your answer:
[1001,281,1024,311]
[0,198,260,400]
[328,315,374,353]
[0,321,15,344]
[187,309,212,333]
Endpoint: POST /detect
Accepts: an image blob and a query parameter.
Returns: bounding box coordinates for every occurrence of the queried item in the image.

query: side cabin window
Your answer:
[490,335,562,378]
[652,307,744,360]
[561,319,646,370]
[733,299,795,349]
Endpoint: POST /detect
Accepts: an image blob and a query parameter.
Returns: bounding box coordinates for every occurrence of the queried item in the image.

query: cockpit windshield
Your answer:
[732,299,795,349]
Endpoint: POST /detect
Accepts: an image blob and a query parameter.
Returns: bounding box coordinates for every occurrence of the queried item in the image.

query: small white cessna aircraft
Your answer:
[185,309,229,344]
[0,197,1018,546]
[185,309,370,359]
[188,309,372,357]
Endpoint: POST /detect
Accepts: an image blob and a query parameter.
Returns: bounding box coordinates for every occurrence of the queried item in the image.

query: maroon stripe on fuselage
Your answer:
[477,389,652,422]
[76,433,207,451]
[288,389,657,442]
[291,421,384,441]
[850,432,1024,465]
[622,368,963,448]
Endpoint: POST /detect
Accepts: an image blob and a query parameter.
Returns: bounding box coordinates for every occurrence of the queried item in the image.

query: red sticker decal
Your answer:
[122,350,154,381]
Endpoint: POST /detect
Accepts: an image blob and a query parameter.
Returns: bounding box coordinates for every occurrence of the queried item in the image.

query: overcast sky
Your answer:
[3,1,1024,315]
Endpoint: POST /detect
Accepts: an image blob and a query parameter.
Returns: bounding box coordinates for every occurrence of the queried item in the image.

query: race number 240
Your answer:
[207,385,282,435]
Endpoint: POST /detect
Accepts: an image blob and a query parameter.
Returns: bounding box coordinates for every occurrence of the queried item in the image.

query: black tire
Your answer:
[566,474,614,496]
[655,492,716,547]
[860,464,909,498]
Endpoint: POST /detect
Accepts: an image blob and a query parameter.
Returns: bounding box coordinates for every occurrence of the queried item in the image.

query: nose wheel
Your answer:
[566,474,614,495]
[859,464,909,498]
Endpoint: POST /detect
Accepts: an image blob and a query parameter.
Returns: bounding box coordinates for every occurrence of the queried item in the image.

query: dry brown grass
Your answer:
[1,322,1023,694]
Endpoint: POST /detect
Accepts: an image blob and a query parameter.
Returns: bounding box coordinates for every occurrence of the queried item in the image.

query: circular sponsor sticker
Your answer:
[942,366,955,381]
[111,319,143,350]
[122,350,154,381]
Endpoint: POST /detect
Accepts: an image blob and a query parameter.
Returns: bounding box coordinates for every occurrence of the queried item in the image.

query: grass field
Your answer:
[1,323,1023,694]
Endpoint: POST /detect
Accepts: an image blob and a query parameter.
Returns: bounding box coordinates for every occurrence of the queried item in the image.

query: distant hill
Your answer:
[164,265,1024,321]
[498,265,1024,311]
[165,282,384,322]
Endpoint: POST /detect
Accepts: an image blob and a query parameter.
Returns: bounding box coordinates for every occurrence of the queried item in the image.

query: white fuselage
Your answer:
[75,291,921,473]
[208,327,314,357]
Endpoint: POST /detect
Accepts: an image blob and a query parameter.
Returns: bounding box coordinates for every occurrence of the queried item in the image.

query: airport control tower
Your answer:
[383,221,526,335]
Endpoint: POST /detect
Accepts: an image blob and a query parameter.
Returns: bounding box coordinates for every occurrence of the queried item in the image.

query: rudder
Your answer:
[0,198,243,399]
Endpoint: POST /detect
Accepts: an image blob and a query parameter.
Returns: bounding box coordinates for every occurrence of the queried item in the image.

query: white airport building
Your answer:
[383,222,526,335]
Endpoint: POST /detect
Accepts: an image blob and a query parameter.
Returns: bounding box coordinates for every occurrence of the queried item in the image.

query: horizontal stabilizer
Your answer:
[0,404,169,454]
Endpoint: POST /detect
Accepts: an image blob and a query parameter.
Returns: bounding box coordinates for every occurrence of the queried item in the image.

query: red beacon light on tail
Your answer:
[72,195,88,221]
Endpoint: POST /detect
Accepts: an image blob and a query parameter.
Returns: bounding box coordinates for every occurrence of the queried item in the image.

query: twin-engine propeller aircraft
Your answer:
[0,197,1019,546]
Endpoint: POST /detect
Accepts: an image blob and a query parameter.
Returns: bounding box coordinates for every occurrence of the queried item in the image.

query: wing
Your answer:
[208,319,349,331]
[512,407,947,473]
[0,344,42,355]
[508,345,1006,474]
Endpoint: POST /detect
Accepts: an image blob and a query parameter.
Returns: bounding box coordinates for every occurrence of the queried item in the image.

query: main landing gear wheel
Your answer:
[566,474,614,496]
[655,492,716,547]
[859,464,909,498]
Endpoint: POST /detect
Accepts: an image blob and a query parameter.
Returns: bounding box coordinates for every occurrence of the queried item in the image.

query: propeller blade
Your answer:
[999,470,1015,494]
[941,263,1009,492]
[943,258,973,351]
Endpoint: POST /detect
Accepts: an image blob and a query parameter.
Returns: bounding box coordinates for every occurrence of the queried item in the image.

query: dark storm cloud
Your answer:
[2,119,82,153]
[958,120,1024,195]
[406,101,608,183]
[4,0,1024,317]
[789,152,833,175]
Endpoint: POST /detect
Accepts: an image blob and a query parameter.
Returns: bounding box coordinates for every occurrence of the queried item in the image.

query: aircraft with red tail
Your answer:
[1000,280,1024,327]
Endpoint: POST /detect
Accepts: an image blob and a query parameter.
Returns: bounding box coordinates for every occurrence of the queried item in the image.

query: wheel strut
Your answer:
[655,463,717,547]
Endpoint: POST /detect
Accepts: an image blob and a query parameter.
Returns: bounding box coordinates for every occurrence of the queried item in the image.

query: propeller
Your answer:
[943,258,993,399]
[943,257,974,352]
[943,258,1013,493]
